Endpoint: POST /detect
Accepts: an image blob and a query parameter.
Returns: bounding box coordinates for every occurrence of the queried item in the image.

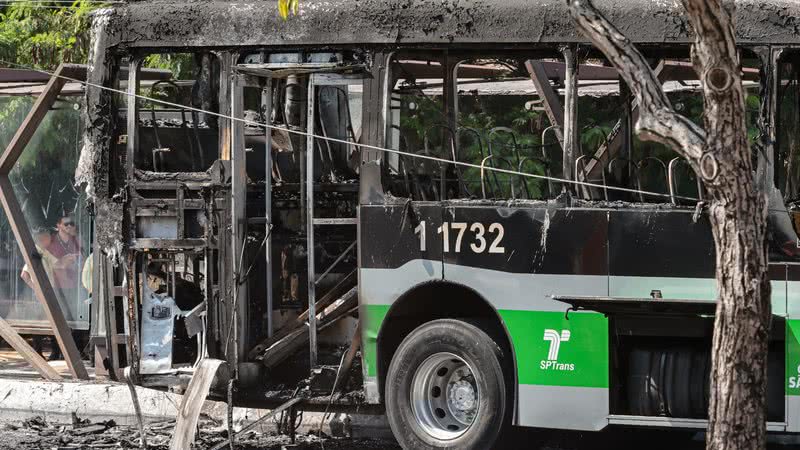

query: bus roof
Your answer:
[101,0,800,50]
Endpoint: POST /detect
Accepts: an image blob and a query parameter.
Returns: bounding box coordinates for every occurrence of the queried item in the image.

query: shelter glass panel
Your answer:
[0,95,91,331]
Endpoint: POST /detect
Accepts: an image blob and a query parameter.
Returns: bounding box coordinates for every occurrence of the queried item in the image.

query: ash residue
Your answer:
[93,198,125,259]
[0,415,399,450]
[77,7,114,200]
[431,196,693,212]
[98,0,800,52]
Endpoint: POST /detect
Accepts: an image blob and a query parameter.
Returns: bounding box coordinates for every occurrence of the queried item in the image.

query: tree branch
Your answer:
[566,0,706,161]
[681,0,749,182]
[681,0,738,70]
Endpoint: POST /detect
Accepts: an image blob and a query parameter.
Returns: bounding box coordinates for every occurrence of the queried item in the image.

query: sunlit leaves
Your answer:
[278,0,299,19]
[0,0,101,69]
[143,53,194,79]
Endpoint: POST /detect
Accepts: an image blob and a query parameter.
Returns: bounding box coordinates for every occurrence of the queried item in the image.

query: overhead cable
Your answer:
[0,59,700,203]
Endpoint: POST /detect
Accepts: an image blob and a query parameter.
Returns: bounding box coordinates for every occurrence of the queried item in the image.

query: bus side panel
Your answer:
[609,209,793,429]
[443,206,610,431]
[359,203,443,403]
[608,209,716,301]
[606,208,787,315]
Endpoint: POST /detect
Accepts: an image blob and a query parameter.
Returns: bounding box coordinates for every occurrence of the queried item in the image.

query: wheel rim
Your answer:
[410,352,480,441]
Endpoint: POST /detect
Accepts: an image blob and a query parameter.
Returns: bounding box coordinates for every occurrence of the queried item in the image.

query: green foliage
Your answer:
[580,123,612,152]
[396,88,548,199]
[0,2,96,232]
[0,1,102,70]
[745,93,761,144]
[143,53,195,80]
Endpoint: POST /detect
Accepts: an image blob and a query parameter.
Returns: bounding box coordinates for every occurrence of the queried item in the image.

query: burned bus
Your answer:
[67,0,800,448]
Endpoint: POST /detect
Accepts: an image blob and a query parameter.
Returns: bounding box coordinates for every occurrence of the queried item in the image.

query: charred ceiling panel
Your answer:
[106,0,800,49]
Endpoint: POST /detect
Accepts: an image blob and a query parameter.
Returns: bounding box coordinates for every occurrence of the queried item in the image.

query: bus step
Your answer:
[247,270,357,360]
[254,286,358,369]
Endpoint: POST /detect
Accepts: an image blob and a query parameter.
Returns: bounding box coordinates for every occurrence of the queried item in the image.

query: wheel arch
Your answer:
[375,280,519,419]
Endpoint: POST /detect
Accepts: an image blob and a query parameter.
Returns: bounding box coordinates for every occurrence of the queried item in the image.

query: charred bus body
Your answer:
[77,0,800,447]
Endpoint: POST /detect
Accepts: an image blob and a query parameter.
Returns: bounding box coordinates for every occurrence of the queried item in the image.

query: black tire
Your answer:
[648,349,667,416]
[702,351,711,412]
[665,348,692,418]
[385,319,508,449]
[627,348,651,415]
[767,349,784,421]
[689,350,706,418]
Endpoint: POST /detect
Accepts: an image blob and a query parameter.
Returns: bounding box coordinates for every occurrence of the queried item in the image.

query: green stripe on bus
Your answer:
[365,305,609,388]
[363,305,391,378]
[499,310,609,388]
[787,320,800,396]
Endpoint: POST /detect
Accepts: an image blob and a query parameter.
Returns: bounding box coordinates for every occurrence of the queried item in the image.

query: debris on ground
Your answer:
[0,416,401,450]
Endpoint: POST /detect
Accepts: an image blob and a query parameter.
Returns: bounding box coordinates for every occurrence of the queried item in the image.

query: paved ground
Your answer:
[0,417,797,450]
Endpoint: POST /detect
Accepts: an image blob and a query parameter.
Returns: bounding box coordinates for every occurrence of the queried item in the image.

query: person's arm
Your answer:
[20,266,32,288]
[54,253,78,269]
[81,254,93,293]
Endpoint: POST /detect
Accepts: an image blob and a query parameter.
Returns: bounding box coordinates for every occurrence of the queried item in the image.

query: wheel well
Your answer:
[376,281,517,403]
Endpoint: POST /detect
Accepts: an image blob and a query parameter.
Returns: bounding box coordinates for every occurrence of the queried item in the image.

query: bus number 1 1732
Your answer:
[413,221,506,254]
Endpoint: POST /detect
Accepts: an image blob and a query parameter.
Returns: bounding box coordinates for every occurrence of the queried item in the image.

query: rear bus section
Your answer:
[366,203,796,441]
[360,44,800,447]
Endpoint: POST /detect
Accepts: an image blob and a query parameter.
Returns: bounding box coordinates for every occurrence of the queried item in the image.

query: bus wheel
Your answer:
[385,319,508,449]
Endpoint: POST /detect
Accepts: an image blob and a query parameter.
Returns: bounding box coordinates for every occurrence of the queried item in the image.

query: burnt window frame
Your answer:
[381,47,567,202]
[124,50,222,177]
[570,44,768,206]
[451,51,567,200]
[772,47,800,203]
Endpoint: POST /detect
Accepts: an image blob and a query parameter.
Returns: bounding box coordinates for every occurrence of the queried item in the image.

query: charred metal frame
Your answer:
[121,53,232,380]
[525,60,565,149]
[562,45,578,187]
[230,70,273,366]
[77,1,798,407]
[305,72,364,368]
[230,71,247,368]
[262,82,274,338]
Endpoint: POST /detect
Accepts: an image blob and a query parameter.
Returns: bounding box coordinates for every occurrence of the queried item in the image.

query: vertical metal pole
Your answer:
[620,76,633,160]
[103,257,120,377]
[262,78,274,338]
[125,59,142,377]
[218,53,234,162]
[126,253,140,374]
[382,52,396,157]
[230,74,247,371]
[126,59,141,179]
[766,48,781,187]
[620,76,633,188]
[562,45,579,187]
[443,54,459,199]
[305,75,318,369]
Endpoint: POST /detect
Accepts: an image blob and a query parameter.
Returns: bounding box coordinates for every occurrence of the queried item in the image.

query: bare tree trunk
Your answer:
[566,1,771,449]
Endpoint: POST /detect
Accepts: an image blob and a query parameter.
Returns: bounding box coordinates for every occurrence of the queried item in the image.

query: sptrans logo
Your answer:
[789,365,800,389]
[541,329,575,371]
